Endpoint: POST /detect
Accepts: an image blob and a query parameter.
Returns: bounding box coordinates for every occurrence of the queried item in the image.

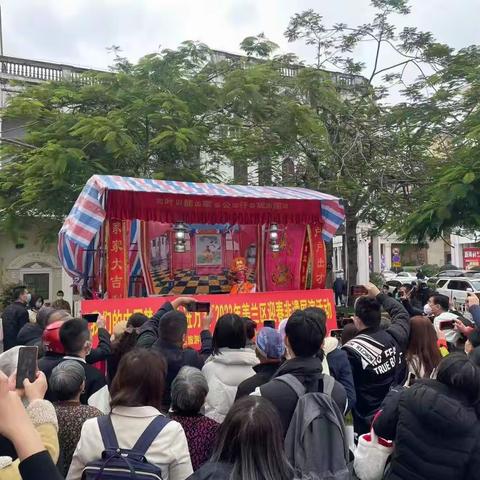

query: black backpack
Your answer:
[82,415,170,479]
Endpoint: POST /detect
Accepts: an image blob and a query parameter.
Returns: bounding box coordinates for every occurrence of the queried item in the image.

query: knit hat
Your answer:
[256,327,285,359]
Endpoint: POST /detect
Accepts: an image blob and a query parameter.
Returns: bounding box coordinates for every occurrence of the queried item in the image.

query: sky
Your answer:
[2,0,479,85]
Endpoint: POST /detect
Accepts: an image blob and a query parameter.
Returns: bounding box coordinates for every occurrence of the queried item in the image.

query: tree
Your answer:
[397,46,480,240]
[279,0,452,288]
[0,42,223,242]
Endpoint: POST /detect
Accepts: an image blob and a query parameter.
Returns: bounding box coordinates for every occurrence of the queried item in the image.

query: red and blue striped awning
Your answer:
[59,175,344,280]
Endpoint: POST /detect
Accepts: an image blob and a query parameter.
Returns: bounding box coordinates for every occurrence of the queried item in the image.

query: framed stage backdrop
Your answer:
[196,234,222,266]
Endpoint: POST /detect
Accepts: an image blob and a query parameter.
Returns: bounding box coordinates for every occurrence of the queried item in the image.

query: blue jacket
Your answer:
[327,346,356,412]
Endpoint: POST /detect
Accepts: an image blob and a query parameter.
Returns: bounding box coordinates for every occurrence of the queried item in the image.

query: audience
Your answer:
[169,367,219,471]
[429,294,461,346]
[243,317,257,350]
[342,282,410,435]
[67,349,193,480]
[49,360,102,476]
[257,309,347,435]
[138,297,212,407]
[405,315,443,385]
[40,318,109,413]
[190,396,293,480]
[464,329,480,355]
[0,370,61,480]
[51,291,72,314]
[374,354,480,480]
[2,285,30,351]
[202,313,258,423]
[27,295,45,323]
[17,307,56,352]
[235,326,284,399]
[107,313,148,383]
[305,307,356,412]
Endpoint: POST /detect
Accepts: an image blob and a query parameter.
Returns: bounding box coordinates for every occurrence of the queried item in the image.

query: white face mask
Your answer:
[26,293,32,304]
[424,304,432,315]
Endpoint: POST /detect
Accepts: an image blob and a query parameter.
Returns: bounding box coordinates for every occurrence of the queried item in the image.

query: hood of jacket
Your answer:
[16,322,43,346]
[273,355,323,379]
[206,348,259,367]
[405,380,478,435]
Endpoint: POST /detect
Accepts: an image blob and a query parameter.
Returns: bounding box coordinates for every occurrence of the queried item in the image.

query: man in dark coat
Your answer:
[256,309,347,436]
[2,285,30,351]
[333,276,346,306]
[342,283,410,435]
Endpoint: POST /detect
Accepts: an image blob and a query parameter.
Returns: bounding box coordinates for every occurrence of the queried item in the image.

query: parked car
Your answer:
[392,271,422,282]
[434,277,480,319]
[381,270,397,281]
[464,271,480,278]
[438,270,466,277]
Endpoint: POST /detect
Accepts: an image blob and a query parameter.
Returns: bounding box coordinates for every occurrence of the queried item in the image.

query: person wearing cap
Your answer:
[50,360,102,476]
[235,327,285,399]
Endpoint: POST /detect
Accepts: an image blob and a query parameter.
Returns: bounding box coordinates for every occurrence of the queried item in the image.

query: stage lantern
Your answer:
[269,223,280,252]
[173,222,188,253]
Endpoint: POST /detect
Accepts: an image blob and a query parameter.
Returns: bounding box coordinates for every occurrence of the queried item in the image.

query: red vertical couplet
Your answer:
[106,219,129,298]
[299,227,311,290]
[310,224,327,289]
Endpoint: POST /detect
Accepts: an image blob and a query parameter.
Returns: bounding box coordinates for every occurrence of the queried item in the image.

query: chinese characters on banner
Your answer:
[82,289,336,349]
[107,219,129,298]
[464,247,480,269]
[299,227,311,290]
[310,224,327,289]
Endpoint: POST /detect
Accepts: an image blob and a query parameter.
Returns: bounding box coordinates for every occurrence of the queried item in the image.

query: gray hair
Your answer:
[171,366,208,414]
[49,360,86,401]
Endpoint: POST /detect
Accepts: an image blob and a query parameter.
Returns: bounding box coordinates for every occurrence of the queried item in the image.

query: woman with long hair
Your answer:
[67,349,193,480]
[201,314,258,423]
[405,315,442,384]
[107,312,148,383]
[190,396,293,480]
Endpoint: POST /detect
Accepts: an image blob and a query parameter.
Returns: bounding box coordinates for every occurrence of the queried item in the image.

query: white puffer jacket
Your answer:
[202,348,259,423]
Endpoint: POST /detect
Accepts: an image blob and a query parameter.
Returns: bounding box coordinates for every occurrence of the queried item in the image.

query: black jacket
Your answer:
[342,293,410,434]
[374,380,480,480]
[17,322,43,348]
[259,356,347,436]
[235,362,281,399]
[2,301,29,351]
[136,301,212,408]
[188,462,233,479]
[39,354,108,412]
[86,327,111,364]
[327,347,356,412]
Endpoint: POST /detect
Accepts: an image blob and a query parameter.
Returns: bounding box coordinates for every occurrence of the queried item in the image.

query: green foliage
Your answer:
[0,42,224,238]
[370,272,385,288]
[0,282,23,310]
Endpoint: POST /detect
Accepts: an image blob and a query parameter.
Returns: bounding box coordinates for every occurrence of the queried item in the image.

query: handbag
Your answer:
[353,414,393,480]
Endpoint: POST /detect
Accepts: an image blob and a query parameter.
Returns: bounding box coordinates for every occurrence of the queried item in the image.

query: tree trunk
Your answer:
[233,160,248,184]
[344,206,359,304]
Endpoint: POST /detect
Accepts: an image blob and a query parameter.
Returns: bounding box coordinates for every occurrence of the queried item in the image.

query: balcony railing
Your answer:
[0,55,99,83]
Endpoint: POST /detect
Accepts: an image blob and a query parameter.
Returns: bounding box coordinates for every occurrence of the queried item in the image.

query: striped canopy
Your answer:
[58,175,345,281]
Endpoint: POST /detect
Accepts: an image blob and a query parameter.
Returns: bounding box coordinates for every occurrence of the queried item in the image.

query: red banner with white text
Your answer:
[82,289,336,349]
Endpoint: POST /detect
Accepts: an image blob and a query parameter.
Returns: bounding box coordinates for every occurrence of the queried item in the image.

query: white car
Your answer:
[392,271,419,283]
[381,270,397,281]
[435,277,480,318]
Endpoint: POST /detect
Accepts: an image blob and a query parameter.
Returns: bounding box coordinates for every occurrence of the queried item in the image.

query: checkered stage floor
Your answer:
[151,268,232,295]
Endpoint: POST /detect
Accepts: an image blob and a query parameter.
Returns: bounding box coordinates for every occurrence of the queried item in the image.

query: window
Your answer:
[23,273,50,299]
[470,281,480,291]
[447,281,469,291]
[436,280,448,288]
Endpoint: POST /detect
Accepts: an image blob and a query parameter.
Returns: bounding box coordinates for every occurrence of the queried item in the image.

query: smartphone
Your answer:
[330,329,343,340]
[263,320,276,329]
[341,317,354,328]
[439,320,455,331]
[82,313,99,323]
[16,346,38,389]
[353,285,368,296]
[186,302,211,313]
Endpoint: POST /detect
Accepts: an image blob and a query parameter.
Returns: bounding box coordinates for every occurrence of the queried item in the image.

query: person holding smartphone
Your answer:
[429,294,461,346]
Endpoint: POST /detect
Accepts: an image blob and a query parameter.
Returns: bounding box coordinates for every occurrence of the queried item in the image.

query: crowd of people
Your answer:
[1,282,480,480]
